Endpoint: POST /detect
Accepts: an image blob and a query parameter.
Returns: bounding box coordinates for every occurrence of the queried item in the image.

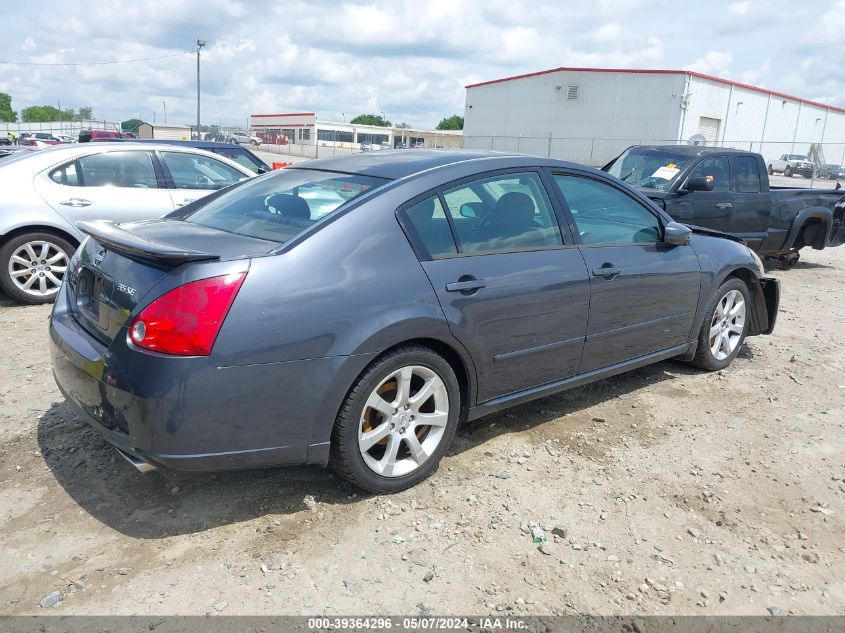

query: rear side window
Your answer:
[402,196,457,259]
[50,161,81,186]
[182,169,388,243]
[733,156,761,193]
[441,172,563,254]
[77,151,158,188]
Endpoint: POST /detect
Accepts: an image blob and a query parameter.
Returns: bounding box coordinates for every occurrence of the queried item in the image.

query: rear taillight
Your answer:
[129,273,246,356]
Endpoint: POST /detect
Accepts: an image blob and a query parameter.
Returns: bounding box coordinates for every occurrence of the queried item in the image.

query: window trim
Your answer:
[395,167,573,261]
[547,169,668,248]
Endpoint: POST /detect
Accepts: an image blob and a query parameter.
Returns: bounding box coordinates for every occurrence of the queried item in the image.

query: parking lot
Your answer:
[1,243,843,616]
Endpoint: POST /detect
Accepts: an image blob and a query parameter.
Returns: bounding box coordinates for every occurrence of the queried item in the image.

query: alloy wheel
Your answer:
[708,289,746,361]
[7,240,69,298]
[358,365,449,478]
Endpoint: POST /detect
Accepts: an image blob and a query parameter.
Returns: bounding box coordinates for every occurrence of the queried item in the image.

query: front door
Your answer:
[157,150,250,208]
[667,155,735,233]
[551,172,702,373]
[400,171,591,403]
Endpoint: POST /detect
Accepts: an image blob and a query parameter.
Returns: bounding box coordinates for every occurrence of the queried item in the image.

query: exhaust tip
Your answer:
[115,448,157,474]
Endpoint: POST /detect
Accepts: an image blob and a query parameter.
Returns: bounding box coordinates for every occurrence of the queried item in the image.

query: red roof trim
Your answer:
[465,67,845,114]
[250,112,316,118]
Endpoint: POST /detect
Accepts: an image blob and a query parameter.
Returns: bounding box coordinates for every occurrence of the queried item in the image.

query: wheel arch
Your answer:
[0,224,81,250]
[722,267,769,335]
[783,207,833,251]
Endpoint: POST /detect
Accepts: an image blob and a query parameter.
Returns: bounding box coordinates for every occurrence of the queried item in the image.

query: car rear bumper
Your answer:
[48,287,350,472]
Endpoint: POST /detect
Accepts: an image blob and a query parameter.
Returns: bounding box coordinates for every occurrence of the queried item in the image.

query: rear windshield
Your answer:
[180,169,388,243]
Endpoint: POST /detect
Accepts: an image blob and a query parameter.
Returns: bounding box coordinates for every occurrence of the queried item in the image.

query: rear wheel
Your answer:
[690,279,750,371]
[767,164,774,175]
[330,346,460,493]
[0,232,74,304]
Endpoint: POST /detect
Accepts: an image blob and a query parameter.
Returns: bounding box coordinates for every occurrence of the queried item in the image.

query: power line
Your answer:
[0,52,186,67]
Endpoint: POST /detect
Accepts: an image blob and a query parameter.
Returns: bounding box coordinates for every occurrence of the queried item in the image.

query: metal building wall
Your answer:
[463,70,686,165]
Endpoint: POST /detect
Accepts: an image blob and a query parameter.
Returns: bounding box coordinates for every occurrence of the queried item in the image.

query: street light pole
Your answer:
[163,100,167,124]
[196,38,206,140]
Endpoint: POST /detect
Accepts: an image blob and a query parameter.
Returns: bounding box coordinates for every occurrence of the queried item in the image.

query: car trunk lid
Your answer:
[69,219,277,344]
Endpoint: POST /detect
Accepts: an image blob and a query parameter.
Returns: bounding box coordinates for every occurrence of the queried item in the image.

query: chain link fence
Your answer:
[0,120,122,140]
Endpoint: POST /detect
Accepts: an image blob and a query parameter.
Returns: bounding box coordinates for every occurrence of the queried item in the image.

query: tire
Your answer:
[330,345,461,494]
[784,166,793,177]
[767,165,774,175]
[690,278,751,371]
[0,231,75,304]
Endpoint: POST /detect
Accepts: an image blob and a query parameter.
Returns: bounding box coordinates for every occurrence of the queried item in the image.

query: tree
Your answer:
[350,113,391,127]
[121,118,144,133]
[436,115,463,130]
[21,105,65,122]
[0,92,16,122]
[78,106,93,120]
[395,122,411,129]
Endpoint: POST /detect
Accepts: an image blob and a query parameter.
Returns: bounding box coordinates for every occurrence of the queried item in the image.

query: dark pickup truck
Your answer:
[603,145,845,265]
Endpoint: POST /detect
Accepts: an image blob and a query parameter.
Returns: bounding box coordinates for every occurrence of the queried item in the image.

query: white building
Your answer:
[463,67,845,167]
[248,112,462,150]
[137,122,192,141]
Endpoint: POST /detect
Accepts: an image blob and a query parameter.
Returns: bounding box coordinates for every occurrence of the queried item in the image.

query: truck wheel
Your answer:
[784,166,793,177]
[0,232,75,304]
[690,279,750,371]
[767,165,774,175]
[330,346,461,494]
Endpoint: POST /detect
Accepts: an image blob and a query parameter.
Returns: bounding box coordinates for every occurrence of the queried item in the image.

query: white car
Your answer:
[0,142,255,304]
[768,154,813,178]
[228,131,261,146]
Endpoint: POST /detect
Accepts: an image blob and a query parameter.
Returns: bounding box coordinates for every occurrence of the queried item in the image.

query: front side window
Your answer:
[161,151,246,190]
[208,147,263,174]
[401,196,457,259]
[554,175,662,245]
[733,156,761,193]
[180,169,387,243]
[687,157,730,192]
[441,172,562,254]
[77,151,158,188]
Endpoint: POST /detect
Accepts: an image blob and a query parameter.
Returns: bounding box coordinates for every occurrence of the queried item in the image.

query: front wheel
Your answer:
[690,279,750,371]
[330,346,461,493]
[784,166,793,177]
[767,164,774,175]
[0,232,74,304]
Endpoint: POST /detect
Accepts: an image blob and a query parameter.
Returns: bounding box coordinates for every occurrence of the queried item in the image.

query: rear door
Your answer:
[158,150,250,208]
[33,149,176,224]
[665,155,735,233]
[550,171,701,373]
[729,154,771,250]
[400,170,591,403]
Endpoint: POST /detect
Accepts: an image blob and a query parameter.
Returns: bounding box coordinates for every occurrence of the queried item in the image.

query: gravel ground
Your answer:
[0,247,843,616]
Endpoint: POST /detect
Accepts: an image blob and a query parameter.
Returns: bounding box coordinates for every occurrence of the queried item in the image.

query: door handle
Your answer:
[592,267,621,278]
[59,198,92,207]
[715,202,733,209]
[445,277,486,293]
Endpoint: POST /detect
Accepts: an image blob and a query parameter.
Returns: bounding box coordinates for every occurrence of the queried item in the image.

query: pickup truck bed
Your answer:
[604,145,845,259]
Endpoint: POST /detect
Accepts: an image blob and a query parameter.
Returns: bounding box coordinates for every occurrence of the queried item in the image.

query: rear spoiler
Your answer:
[77,220,219,265]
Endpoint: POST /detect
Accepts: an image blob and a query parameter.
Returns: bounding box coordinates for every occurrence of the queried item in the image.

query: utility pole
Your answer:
[163,100,167,124]
[196,38,206,139]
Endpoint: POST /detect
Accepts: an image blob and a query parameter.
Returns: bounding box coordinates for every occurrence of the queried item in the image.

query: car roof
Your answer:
[292,149,574,180]
[631,145,755,157]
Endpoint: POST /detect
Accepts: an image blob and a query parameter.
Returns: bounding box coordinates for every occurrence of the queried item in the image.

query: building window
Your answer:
[317,129,353,143]
[300,128,311,141]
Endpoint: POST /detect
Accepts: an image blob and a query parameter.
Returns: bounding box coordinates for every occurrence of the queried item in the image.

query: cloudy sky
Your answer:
[0,0,841,129]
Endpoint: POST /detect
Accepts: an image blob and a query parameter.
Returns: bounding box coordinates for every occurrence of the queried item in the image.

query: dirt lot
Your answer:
[0,247,843,617]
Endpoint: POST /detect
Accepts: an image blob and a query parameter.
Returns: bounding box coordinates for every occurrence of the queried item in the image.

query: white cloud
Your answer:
[684,51,734,76]
[728,1,751,15]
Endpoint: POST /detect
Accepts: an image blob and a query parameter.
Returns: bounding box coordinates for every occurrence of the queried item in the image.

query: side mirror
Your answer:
[459,203,479,219]
[686,176,713,192]
[664,221,692,246]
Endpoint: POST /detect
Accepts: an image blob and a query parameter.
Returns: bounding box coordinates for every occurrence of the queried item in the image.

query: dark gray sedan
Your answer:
[49,151,779,493]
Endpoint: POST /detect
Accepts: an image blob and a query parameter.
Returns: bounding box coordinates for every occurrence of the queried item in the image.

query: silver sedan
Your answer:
[0,142,255,304]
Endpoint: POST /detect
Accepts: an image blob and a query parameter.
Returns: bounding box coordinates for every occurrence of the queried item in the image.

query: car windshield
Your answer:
[605,148,692,191]
[787,154,807,160]
[178,169,388,243]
